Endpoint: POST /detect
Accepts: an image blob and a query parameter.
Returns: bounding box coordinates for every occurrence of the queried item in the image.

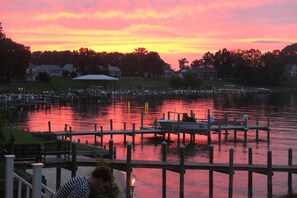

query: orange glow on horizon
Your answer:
[1,0,296,70]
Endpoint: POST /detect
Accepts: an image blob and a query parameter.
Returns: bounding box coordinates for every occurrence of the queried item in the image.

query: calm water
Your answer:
[8,92,297,198]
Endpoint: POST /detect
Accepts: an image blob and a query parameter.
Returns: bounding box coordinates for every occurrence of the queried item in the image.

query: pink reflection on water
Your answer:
[13,98,297,197]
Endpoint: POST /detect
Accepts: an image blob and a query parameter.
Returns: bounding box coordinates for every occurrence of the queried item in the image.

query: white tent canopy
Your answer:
[73,74,118,81]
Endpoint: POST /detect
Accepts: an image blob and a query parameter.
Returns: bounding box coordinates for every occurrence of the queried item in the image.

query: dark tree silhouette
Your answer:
[0,23,31,83]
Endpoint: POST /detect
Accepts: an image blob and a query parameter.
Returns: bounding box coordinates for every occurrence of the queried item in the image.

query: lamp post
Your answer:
[131,174,136,197]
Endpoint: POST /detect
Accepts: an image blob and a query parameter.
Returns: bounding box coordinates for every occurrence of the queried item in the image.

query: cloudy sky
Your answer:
[0,0,296,70]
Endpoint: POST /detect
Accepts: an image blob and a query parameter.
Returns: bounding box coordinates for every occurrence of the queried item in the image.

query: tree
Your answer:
[0,22,5,39]
[260,52,284,87]
[190,59,203,68]
[37,72,50,82]
[281,43,297,64]
[73,48,105,75]
[0,23,31,83]
[133,47,148,55]
[178,58,189,70]
[213,48,234,78]
[143,51,165,76]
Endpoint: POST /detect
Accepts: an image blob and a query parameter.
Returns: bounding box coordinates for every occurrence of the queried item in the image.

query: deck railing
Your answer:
[4,155,55,198]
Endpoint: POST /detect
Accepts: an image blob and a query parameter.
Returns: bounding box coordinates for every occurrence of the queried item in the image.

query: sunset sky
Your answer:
[0,0,296,70]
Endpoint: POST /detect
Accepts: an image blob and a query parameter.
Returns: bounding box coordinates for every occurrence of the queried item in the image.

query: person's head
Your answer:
[88,166,113,191]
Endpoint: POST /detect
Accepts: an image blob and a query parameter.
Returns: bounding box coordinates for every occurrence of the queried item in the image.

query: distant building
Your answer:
[107,65,121,78]
[284,64,297,79]
[25,64,67,81]
[63,64,74,73]
[189,67,217,81]
[176,67,217,80]
[163,67,175,78]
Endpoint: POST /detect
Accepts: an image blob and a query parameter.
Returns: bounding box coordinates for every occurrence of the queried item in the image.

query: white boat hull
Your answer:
[157,120,209,135]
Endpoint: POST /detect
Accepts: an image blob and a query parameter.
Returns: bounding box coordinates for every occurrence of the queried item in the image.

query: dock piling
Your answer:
[267,149,273,197]
[179,144,185,198]
[209,145,214,198]
[248,147,253,197]
[229,148,234,198]
[162,141,167,198]
[288,148,292,194]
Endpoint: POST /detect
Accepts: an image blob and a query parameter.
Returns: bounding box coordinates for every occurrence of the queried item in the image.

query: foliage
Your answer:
[32,47,167,77]
[36,72,51,82]
[188,45,296,87]
[88,158,120,198]
[0,23,31,83]
[281,43,297,64]
[169,72,202,89]
[178,58,189,70]
[0,119,5,146]
[169,76,184,88]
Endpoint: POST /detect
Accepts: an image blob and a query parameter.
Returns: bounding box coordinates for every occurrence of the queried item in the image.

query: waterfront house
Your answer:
[163,67,175,78]
[25,64,63,80]
[284,64,297,79]
[108,65,121,78]
[189,67,217,80]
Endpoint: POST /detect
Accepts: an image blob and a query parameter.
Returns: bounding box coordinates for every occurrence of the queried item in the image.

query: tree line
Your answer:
[1,22,297,87]
[31,47,168,77]
[179,45,297,87]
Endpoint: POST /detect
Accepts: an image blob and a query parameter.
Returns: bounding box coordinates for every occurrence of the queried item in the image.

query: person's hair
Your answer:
[91,166,113,182]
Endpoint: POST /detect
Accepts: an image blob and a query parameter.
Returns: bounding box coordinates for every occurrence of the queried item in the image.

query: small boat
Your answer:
[157,119,208,131]
[157,113,209,134]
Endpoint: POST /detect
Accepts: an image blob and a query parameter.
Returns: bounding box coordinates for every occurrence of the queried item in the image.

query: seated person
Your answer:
[182,113,196,122]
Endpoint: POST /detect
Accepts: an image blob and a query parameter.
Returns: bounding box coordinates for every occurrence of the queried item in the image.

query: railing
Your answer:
[4,155,55,198]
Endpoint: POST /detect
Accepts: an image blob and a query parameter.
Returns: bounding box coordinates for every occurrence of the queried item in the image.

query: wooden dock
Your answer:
[16,140,296,198]
[46,114,270,146]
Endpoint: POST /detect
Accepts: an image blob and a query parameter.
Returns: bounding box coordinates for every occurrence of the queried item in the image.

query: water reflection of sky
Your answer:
[10,93,297,197]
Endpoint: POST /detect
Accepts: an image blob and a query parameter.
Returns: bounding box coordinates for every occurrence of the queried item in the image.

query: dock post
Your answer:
[177,114,181,145]
[162,113,165,119]
[288,148,292,194]
[126,143,132,198]
[256,115,259,143]
[141,111,144,129]
[267,118,270,142]
[244,117,248,142]
[4,155,14,198]
[218,120,221,144]
[110,119,113,139]
[229,148,234,198]
[267,149,272,197]
[162,141,167,198]
[56,167,61,190]
[209,145,214,198]
[132,123,135,146]
[154,119,157,138]
[124,123,127,144]
[94,124,97,144]
[168,111,170,120]
[100,126,103,147]
[207,109,212,145]
[48,121,51,132]
[233,118,237,141]
[32,163,44,198]
[109,139,114,160]
[179,144,185,198]
[248,147,253,197]
[69,126,72,143]
[64,124,67,132]
[71,142,77,177]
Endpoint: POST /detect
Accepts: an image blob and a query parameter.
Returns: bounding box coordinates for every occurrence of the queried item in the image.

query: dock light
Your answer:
[131,174,136,197]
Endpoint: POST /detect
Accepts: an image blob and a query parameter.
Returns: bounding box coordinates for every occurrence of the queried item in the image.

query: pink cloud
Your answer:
[0,0,296,70]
